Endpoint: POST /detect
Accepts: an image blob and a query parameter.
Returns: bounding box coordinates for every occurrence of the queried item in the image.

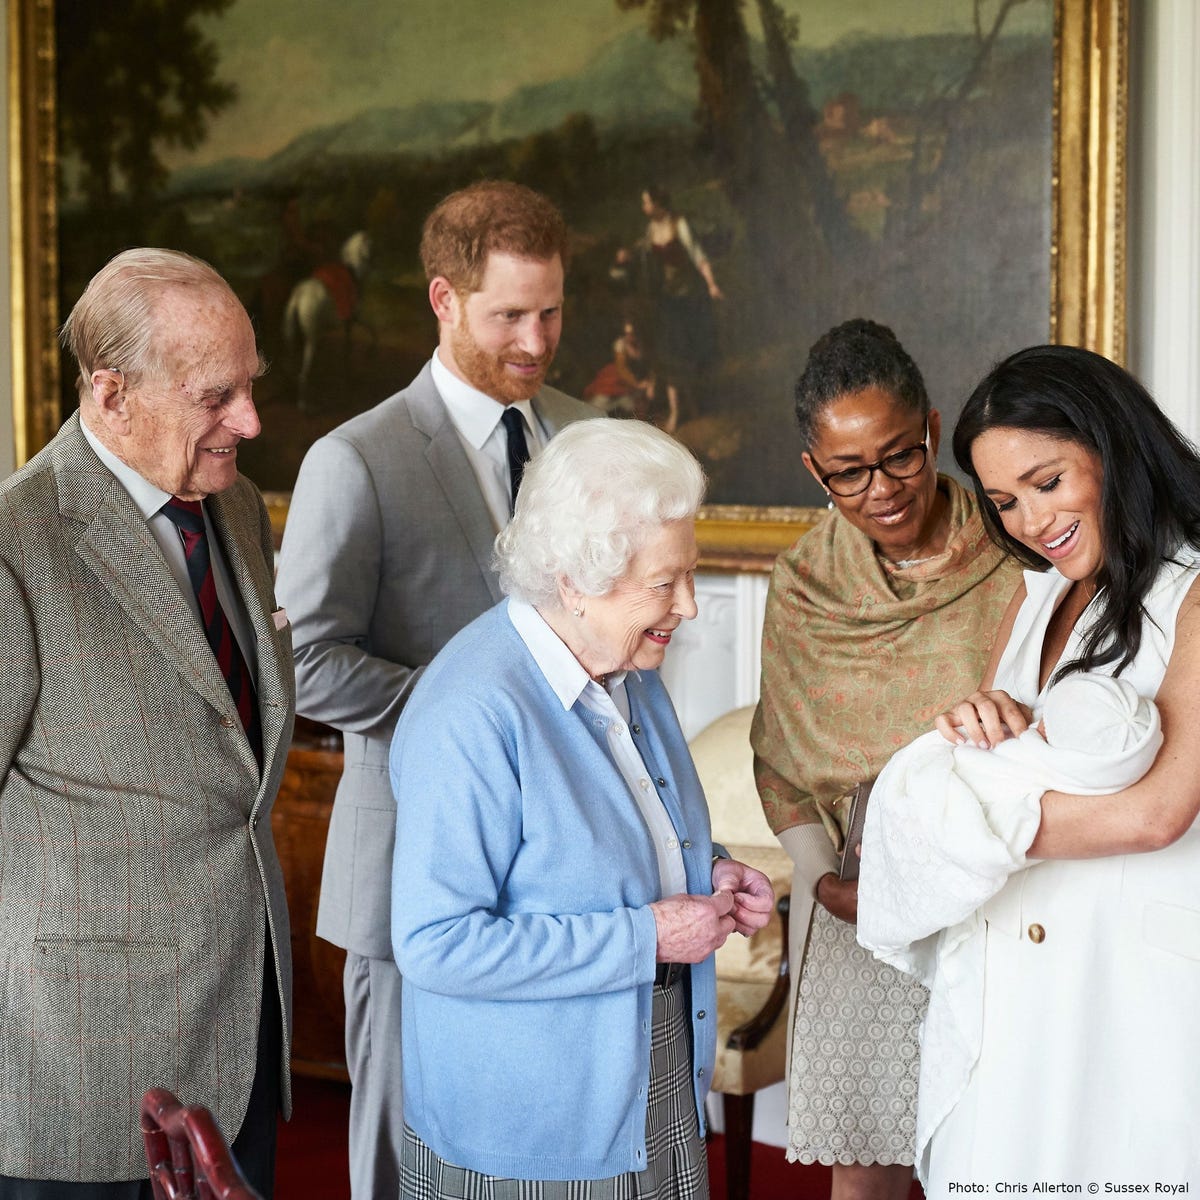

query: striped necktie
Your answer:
[161,497,263,767]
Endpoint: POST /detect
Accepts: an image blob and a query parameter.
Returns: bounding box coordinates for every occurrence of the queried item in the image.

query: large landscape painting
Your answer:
[52,0,1057,509]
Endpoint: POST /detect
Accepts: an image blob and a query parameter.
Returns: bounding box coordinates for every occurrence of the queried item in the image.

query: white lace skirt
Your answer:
[786,905,927,1166]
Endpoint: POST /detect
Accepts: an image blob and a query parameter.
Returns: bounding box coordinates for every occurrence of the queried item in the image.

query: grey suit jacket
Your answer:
[275,362,598,958]
[0,414,296,1182]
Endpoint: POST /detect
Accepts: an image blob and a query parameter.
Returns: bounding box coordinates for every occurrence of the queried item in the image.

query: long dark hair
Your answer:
[955,344,1200,681]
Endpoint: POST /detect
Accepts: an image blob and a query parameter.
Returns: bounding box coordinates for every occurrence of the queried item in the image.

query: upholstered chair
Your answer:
[689,705,792,1200]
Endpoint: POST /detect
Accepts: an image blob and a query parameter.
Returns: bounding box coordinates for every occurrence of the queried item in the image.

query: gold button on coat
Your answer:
[1027,923,1046,944]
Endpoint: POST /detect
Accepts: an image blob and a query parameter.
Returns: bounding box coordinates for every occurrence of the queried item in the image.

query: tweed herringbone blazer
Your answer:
[0,414,296,1183]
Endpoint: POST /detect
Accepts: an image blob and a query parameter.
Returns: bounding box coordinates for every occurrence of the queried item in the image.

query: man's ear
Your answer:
[428,276,460,325]
[89,369,132,436]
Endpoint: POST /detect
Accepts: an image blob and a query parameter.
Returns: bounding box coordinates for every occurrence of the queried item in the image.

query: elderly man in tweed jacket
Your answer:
[0,249,295,1199]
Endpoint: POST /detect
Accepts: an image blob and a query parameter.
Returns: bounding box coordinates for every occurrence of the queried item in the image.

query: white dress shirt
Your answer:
[80,417,258,679]
[430,351,547,531]
[507,597,688,899]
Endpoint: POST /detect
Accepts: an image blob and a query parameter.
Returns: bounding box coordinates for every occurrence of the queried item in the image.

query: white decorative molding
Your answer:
[1130,0,1200,440]
[660,573,771,740]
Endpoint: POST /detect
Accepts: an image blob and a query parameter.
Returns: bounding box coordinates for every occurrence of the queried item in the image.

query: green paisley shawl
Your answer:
[752,476,1024,849]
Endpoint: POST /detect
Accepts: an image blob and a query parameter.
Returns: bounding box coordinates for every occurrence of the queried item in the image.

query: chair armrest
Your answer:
[141,1087,263,1200]
[726,894,790,1053]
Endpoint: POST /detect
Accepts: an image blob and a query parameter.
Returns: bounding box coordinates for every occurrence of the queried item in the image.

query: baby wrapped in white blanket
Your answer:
[855,673,1161,1159]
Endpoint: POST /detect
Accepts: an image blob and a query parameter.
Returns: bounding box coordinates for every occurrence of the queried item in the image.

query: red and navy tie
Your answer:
[161,497,263,767]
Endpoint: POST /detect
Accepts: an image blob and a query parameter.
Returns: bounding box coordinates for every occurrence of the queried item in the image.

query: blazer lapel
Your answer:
[58,433,238,725]
[408,368,505,603]
[206,487,292,792]
[531,387,586,438]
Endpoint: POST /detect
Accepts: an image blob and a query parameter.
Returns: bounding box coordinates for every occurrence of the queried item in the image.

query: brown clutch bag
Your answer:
[838,778,875,882]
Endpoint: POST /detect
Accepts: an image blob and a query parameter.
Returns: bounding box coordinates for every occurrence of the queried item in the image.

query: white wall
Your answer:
[659,571,771,740]
[1128,0,1200,439]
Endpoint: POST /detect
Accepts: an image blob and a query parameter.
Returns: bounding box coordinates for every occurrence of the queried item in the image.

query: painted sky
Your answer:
[179,0,1052,166]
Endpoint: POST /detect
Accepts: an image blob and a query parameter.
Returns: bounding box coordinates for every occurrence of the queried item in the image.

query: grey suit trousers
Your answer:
[344,952,405,1200]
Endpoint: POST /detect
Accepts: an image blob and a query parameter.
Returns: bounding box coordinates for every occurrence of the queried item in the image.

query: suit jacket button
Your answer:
[1027,923,1046,944]
[220,716,235,728]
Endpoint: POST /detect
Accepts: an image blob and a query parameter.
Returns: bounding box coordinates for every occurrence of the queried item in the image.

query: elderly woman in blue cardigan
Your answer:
[389,419,773,1199]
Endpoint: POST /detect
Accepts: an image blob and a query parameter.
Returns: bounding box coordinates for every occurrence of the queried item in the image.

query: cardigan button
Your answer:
[656,777,666,787]
[682,840,692,849]
[697,1010,706,1020]
[1027,923,1046,944]
[631,724,641,734]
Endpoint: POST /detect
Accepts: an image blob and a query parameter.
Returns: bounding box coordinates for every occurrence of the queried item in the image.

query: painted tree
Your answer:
[887,0,1038,243]
[754,0,861,260]
[616,0,1040,315]
[615,0,847,325]
[56,0,237,209]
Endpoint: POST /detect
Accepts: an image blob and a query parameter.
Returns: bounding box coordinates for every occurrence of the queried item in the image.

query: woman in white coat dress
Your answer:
[923,345,1200,1191]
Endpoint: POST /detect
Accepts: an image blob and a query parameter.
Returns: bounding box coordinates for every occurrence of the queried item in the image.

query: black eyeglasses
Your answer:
[815,428,931,498]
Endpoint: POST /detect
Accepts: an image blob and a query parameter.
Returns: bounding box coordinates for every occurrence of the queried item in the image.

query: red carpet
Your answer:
[278,1076,924,1199]
[276,1076,351,1200]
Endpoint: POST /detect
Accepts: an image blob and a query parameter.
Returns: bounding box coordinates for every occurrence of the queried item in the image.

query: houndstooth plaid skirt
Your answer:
[399,977,710,1200]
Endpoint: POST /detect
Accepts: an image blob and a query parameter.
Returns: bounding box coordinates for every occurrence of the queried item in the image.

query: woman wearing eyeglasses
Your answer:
[751,319,1022,1199]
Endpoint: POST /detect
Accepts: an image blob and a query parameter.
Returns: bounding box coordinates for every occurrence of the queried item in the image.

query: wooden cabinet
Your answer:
[271,724,349,1079]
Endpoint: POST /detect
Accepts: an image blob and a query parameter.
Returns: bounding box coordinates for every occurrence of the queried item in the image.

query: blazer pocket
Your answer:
[1144,901,1200,962]
[31,938,180,1041]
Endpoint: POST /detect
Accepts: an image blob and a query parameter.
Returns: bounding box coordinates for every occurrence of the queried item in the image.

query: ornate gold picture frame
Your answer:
[8,0,1126,571]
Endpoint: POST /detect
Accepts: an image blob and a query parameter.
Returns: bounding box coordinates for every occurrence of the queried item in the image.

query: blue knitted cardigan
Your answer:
[390,599,719,1180]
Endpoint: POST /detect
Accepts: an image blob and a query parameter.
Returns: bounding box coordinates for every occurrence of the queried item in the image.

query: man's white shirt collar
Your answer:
[80,417,172,518]
[431,350,538,448]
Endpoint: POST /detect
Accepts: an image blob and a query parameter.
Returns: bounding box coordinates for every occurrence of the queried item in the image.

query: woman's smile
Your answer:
[972,427,1105,583]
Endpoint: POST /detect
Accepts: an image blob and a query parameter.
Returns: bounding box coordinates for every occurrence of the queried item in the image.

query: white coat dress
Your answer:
[925,554,1200,1192]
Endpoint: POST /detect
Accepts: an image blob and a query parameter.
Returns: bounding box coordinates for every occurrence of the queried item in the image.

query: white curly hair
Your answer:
[494,419,706,608]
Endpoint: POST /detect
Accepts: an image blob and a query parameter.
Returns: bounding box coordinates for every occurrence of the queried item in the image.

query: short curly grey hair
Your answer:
[494,420,706,608]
